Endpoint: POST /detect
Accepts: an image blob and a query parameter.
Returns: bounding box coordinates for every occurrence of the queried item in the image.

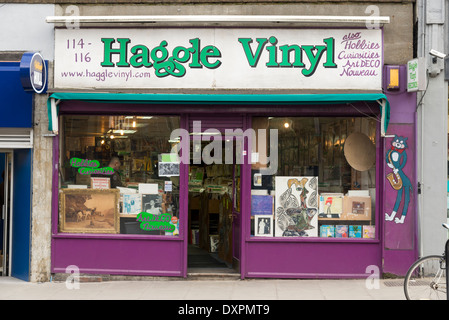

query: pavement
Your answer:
[0,276,406,300]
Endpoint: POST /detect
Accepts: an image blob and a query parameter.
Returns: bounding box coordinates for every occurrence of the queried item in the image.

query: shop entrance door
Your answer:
[186,115,245,276]
[0,150,32,280]
[0,152,11,277]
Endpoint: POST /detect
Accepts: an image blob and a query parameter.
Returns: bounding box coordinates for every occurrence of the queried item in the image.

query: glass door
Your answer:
[186,115,246,275]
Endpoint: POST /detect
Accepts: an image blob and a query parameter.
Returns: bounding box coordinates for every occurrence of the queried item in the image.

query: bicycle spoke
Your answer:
[405,255,447,300]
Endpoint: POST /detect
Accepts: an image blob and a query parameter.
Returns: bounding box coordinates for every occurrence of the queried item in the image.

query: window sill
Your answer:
[52,233,182,241]
[247,236,379,244]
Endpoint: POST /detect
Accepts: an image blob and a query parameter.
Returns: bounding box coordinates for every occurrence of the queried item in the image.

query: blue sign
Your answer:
[20,52,47,94]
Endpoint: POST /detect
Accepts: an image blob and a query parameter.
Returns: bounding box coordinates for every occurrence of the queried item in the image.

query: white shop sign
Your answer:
[407,58,427,92]
[54,28,383,90]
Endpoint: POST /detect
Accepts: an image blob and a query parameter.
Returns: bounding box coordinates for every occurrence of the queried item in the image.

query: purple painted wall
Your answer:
[245,240,381,278]
[382,65,418,276]
[52,235,184,276]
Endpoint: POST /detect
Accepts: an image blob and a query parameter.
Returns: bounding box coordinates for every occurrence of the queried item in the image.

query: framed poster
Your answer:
[274,176,318,237]
[59,188,120,233]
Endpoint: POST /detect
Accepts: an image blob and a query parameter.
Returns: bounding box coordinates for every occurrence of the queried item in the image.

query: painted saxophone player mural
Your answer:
[385,135,412,224]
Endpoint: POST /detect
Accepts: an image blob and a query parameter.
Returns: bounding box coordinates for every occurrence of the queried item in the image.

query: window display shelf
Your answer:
[318,213,371,221]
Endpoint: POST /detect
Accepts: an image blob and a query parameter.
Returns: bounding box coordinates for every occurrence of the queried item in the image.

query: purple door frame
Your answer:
[186,114,248,277]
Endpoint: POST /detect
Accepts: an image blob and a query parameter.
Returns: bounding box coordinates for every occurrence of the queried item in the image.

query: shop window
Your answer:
[58,115,181,236]
[250,117,377,239]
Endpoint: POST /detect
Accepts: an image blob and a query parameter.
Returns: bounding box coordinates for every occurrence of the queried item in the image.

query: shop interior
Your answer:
[187,139,239,273]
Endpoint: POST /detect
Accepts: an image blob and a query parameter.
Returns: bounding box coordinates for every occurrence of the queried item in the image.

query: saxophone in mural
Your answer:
[386,158,403,190]
[385,135,412,224]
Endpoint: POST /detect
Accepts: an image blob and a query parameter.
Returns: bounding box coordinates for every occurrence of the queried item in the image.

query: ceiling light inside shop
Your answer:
[113,129,136,134]
[137,116,153,119]
[125,116,153,119]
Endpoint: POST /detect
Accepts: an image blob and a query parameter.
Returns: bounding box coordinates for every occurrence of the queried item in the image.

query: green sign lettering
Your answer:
[238,36,337,76]
[69,157,114,175]
[101,38,131,67]
[100,36,338,79]
[137,212,175,232]
[100,37,222,78]
[237,38,268,67]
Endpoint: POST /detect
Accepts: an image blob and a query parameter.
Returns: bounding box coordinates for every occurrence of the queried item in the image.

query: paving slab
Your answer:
[0,277,407,300]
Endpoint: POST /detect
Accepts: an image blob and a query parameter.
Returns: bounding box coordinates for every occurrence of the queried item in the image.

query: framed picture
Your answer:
[254,215,273,237]
[158,162,180,177]
[142,194,162,214]
[59,188,120,234]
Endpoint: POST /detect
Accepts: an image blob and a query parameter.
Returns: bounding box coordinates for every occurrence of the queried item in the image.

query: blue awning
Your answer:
[47,92,390,136]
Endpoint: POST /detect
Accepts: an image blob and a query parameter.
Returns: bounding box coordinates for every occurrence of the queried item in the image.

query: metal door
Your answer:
[10,149,32,281]
[1,152,12,276]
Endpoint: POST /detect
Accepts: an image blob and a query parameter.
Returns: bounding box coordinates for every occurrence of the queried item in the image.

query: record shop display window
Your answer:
[58,115,181,236]
[250,117,377,239]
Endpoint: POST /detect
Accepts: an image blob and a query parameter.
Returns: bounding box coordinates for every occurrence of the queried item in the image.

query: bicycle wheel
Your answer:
[404,255,446,300]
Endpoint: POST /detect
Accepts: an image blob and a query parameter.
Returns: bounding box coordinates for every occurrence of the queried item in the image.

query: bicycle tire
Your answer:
[404,255,446,300]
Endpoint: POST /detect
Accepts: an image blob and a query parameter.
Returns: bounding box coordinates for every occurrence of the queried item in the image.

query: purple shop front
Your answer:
[50,27,418,279]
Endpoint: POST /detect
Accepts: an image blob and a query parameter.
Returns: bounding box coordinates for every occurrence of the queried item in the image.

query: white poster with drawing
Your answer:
[274,176,318,237]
